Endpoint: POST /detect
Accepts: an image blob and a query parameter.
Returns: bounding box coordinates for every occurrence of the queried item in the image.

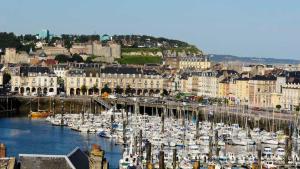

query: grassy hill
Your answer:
[116,55,162,65]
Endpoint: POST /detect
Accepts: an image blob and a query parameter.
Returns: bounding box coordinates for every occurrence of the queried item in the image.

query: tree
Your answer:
[48,36,62,46]
[57,77,65,92]
[81,85,87,95]
[61,34,73,49]
[161,89,169,96]
[70,54,83,62]
[224,98,229,106]
[92,84,98,94]
[55,54,70,63]
[125,85,132,95]
[85,56,96,63]
[276,105,281,110]
[0,32,22,50]
[3,72,11,85]
[296,106,300,112]
[175,93,182,100]
[197,96,204,103]
[19,42,36,53]
[101,84,111,94]
[114,85,123,94]
[22,34,37,42]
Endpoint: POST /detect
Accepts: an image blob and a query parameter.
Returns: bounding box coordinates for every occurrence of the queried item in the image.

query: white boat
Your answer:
[262,139,278,145]
[262,147,273,157]
[231,138,247,146]
[263,161,277,169]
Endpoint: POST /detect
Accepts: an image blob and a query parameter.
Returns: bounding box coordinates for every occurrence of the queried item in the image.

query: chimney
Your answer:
[0,143,6,158]
[223,70,228,78]
[89,144,104,169]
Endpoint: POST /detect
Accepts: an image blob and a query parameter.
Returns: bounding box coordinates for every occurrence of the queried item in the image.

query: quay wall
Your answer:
[15,97,95,116]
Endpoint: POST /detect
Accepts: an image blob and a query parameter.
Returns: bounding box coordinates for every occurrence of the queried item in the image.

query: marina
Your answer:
[1,96,299,168]
[44,98,300,168]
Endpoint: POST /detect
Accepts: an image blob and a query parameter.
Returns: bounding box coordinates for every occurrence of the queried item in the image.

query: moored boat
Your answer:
[29,110,52,118]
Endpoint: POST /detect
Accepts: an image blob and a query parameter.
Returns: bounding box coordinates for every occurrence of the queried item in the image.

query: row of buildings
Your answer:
[164,55,211,70]
[4,62,300,111]
[175,70,300,111]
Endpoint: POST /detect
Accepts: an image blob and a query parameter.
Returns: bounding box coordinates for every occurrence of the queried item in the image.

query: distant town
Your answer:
[1,29,300,169]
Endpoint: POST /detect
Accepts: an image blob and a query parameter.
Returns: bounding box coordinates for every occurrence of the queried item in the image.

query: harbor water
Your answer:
[0,117,123,169]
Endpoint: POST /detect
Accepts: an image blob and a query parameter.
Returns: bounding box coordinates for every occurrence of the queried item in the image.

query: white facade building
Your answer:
[281,82,300,111]
[11,66,58,96]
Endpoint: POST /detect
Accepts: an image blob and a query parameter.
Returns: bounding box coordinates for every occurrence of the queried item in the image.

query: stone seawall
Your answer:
[16,97,95,116]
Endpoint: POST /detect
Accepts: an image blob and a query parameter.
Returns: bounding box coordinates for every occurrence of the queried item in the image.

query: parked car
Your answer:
[47,92,56,97]
[31,92,37,96]
[59,92,66,97]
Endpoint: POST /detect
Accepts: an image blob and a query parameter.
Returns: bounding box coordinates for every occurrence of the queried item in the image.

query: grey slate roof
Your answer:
[143,69,160,75]
[19,155,74,169]
[250,75,277,81]
[67,147,89,169]
[101,66,141,74]
[19,147,89,169]
[20,66,55,76]
[287,71,300,78]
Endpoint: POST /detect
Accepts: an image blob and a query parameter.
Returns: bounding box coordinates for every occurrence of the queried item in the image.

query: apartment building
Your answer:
[179,56,211,70]
[65,66,164,96]
[11,66,58,96]
[249,75,277,108]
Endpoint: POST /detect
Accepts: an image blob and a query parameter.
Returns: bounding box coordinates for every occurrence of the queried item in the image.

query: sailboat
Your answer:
[29,97,52,118]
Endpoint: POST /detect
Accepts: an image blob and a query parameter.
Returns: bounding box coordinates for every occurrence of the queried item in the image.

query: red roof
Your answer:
[45,59,58,66]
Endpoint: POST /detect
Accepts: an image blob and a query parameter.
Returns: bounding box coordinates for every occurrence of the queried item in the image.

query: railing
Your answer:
[94,97,112,109]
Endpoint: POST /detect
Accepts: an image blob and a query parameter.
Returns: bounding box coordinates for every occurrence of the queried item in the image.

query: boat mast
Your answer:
[49,97,51,112]
[37,96,40,111]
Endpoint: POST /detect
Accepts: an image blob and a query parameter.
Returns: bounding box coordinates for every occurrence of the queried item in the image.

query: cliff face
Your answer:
[121,47,203,58]
[163,49,203,57]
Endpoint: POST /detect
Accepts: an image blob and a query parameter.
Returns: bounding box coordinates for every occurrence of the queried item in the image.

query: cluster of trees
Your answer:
[0,32,22,50]
[79,84,168,97]
[52,34,100,49]
[54,53,100,64]
[112,34,193,49]
[79,84,111,95]
[0,32,103,54]
[0,33,22,52]
[54,54,83,63]
[3,73,11,85]
[0,32,38,53]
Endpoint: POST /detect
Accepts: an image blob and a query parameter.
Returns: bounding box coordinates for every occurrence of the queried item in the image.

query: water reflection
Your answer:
[0,118,122,169]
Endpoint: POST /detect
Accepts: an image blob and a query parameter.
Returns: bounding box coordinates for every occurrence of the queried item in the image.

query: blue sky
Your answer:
[1,0,300,59]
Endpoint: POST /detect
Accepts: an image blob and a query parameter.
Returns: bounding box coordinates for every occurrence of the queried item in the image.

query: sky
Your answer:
[0,0,300,60]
